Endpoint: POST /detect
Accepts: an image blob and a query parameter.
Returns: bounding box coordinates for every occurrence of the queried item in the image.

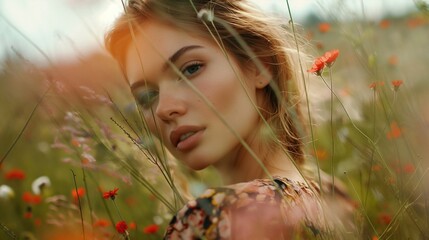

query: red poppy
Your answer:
[103,188,119,200]
[24,212,33,219]
[318,22,331,33]
[24,206,32,219]
[403,163,415,173]
[391,80,403,91]
[116,221,128,234]
[5,169,25,180]
[22,192,42,205]
[72,187,85,202]
[378,212,392,225]
[322,49,340,67]
[143,224,160,234]
[34,218,42,227]
[307,58,325,76]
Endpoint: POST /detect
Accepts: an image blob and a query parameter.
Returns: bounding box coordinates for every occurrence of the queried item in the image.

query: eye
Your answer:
[181,61,203,77]
[135,90,158,109]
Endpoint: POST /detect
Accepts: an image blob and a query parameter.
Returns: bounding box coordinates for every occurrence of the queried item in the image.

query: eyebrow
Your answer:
[130,45,203,91]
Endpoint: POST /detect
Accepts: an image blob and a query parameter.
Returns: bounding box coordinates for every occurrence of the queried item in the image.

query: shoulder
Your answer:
[164,177,324,239]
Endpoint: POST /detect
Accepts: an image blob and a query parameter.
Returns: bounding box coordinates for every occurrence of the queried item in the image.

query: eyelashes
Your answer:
[181,61,203,78]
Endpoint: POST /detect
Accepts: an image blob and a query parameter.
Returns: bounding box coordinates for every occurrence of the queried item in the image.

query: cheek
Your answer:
[143,111,163,137]
[195,70,246,110]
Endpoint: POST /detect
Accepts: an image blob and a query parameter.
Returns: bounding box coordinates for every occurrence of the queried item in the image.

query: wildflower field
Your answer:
[1,1,429,239]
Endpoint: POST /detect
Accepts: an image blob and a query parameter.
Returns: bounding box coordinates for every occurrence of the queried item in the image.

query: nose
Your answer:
[155,86,187,121]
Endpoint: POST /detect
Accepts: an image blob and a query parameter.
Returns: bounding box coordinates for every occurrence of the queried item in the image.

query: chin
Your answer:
[187,163,209,171]
[181,158,211,171]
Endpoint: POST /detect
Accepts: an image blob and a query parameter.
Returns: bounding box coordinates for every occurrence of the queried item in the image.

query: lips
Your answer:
[170,125,204,149]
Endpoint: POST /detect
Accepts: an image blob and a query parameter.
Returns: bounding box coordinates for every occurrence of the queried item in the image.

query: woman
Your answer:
[105,0,355,239]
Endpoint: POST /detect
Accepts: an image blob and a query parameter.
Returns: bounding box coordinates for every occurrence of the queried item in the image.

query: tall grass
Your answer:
[0,0,428,239]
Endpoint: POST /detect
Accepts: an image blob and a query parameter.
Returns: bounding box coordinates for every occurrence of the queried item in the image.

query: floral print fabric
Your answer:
[164,177,332,240]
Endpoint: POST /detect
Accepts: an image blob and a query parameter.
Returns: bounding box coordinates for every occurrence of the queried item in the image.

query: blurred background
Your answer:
[0,0,428,239]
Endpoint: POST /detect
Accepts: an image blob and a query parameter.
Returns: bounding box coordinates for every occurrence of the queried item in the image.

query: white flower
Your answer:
[0,185,15,200]
[197,9,214,22]
[153,215,164,225]
[32,176,51,195]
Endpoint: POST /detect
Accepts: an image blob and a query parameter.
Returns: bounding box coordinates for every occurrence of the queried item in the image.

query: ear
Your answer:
[253,66,271,89]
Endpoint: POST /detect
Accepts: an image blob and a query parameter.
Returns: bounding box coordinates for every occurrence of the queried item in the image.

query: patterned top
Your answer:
[164,177,354,239]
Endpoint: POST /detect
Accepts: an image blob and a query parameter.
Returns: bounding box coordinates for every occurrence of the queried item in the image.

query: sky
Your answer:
[0,0,418,65]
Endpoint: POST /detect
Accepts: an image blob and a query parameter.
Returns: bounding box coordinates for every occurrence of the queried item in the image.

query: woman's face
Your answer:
[125,19,267,170]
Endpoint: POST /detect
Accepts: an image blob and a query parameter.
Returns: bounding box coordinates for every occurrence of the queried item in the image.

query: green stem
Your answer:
[284,0,322,189]
[71,169,86,240]
[364,89,377,208]
[329,68,335,196]
[81,166,94,233]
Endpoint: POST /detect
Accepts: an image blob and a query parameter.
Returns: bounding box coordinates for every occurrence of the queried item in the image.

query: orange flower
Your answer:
[116,221,128,234]
[94,219,110,228]
[5,169,26,180]
[143,224,160,234]
[318,22,331,33]
[391,80,403,91]
[70,138,81,148]
[369,81,385,90]
[378,212,392,225]
[307,58,325,76]
[379,19,390,29]
[129,221,137,230]
[34,218,42,227]
[72,187,85,202]
[388,55,398,66]
[313,149,328,161]
[387,121,401,140]
[407,17,425,28]
[103,188,119,200]
[22,192,42,205]
[371,164,382,172]
[403,163,415,173]
[322,49,340,67]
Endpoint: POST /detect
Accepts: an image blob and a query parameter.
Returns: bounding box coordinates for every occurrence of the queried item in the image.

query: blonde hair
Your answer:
[105,0,309,168]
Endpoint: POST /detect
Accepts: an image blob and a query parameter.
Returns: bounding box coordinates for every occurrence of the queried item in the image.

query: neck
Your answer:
[214,142,305,185]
